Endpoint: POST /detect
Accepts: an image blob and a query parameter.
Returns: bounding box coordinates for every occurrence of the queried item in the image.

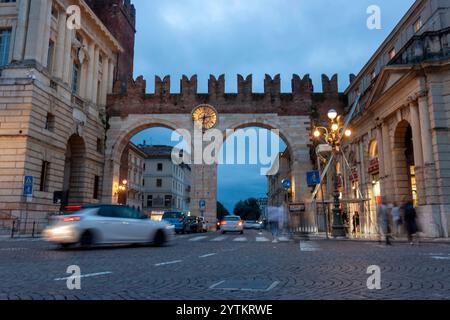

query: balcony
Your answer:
[390,27,450,66]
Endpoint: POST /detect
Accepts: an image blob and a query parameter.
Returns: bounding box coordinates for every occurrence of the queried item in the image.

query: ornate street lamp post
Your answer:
[116,179,128,205]
[313,109,352,238]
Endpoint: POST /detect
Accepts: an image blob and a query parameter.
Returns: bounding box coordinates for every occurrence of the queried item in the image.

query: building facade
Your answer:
[139,146,191,219]
[342,0,450,238]
[119,142,145,211]
[0,0,134,224]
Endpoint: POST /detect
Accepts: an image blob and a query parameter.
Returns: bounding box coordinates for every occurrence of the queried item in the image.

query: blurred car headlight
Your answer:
[49,226,74,237]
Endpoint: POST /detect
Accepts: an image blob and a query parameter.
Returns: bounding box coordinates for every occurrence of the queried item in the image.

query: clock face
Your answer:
[192,105,218,130]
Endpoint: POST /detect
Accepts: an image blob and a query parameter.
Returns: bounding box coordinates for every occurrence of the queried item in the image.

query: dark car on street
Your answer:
[162,211,189,234]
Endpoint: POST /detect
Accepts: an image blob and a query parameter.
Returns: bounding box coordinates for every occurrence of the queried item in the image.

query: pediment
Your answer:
[367,66,412,106]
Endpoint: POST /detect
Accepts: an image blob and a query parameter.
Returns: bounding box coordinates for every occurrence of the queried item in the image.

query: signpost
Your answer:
[23,176,33,202]
[199,200,206,217]
[307,171,321,187]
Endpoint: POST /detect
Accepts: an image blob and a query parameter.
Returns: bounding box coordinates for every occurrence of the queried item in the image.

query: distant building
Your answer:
[139,146,191,219]
[119,143,145,211]
[267,149,291,207]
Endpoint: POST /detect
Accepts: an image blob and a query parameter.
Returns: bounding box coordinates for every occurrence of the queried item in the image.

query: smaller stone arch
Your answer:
[63,134,87,206]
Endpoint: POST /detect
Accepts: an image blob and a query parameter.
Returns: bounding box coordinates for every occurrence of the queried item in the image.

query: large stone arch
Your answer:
[63,134,87,206]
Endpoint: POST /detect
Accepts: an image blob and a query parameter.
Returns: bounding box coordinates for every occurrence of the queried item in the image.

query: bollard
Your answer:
[11,220,15,239]
[32,221,36,238]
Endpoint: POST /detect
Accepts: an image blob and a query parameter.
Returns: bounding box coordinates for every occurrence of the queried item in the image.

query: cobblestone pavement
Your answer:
[0,230,449,300]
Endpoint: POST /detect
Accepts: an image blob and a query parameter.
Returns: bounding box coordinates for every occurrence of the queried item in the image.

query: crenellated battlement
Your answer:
[108,74,347,117]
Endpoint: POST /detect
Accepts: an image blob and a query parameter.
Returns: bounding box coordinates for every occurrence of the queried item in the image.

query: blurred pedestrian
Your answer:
[404,200,419,245]
[377,199,392,245]
[352,212,360,236]
[391,202,402,237]
[268,206,281,243]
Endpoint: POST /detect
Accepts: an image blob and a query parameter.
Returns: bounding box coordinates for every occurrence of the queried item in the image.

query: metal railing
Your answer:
[0,213,50,239]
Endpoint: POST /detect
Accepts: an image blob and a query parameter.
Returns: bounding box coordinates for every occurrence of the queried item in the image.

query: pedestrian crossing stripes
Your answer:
[299,242,320,252]
[181,235,278,243]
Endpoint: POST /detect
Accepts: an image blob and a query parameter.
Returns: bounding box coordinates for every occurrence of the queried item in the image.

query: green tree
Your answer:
[233,198,261,221]
[217,201,230,220]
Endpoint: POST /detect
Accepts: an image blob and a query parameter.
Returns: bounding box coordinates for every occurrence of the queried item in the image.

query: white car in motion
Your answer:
[220,215,244,234]
[43,205,174,248]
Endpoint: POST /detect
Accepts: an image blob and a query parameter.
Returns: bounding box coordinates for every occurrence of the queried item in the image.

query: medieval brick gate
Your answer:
[102,74,346,229]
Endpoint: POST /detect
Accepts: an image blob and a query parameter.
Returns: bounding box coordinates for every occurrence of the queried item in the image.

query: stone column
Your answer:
[409,101,426,206]
[417,93,433,165]
[54,8,67,79]
[91,47,100,103]
[62,28,73,84]
[381,122,394,202]
[100,58,110,106]
[108,59,115,94]
[85,43,95,101]
[12,0,30,62]
[40,0,53,68]
[24,0,49,64]
[376,125,386,200]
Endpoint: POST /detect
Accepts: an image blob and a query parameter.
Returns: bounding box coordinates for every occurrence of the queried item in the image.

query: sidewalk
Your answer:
[293,232,450,244]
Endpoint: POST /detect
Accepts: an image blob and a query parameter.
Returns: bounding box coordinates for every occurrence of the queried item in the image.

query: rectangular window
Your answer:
[72,63,80,94]
[40,161,50,192]
[164,195,172,208]
[93,175,100,200]
[96,138,103,154]
[47,41,55,73]
[157,163,163,171]
[156,179,162,188]
[0,29,11,67]
[45,113,55,132]
[147,195,153,208]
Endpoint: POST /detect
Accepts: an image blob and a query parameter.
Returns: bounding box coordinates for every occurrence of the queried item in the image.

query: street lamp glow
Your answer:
[328,109,338,120]
[314,130,321,138]
[345,129,352,137]
[331,123,339,131]
[122,180,128,185]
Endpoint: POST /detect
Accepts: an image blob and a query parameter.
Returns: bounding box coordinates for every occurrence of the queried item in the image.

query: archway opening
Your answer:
[62,134,86,207]
[124,126,191,219]
[217,126,289,227]
[394,121,417,207]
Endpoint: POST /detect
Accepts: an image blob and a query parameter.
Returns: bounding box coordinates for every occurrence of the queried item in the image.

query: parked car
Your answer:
[244,220,264,230]
[162,211,188,234]
[220,215,244,234]
[43,205,174,248]
[186,216,202,233]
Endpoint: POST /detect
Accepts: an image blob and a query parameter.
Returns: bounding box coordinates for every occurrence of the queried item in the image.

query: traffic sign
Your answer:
[307,171,321,187]
[281,179,292,190]
[23,176,33,197]
[199,200,206,210]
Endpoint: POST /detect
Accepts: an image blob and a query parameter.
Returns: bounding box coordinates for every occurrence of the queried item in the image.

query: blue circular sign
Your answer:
[281,179,292,190]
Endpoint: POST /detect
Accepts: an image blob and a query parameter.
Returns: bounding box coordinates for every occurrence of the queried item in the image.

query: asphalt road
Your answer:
[0,230,449,300]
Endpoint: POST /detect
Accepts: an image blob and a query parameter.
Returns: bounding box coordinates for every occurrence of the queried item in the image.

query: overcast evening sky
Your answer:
[131,0,415,212]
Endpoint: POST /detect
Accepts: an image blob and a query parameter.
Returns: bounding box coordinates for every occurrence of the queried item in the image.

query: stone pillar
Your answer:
[376,126,386,200]
[85,43,95,101]
[24,0,49,64]
[100,58,110,106]
[91,47,100,103]
[12,0,30,62]
[102,158,121,204]
[54,8,67,79]
[40,0,53,67]
[108,59,115,94]
[62,28,73,84]
[409,101,426,206]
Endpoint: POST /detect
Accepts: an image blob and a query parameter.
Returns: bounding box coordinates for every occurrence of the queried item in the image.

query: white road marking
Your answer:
[431,256,450,260]
[233,237,247,242]
[0,248,28,251]
[256,237,270,242]
[189,236,208,242]
[54,272,112,281]
[211,236,226,242]
[154,260,183,267]
[209,280,226,290]
[299,242,320,252]
[199,253,217,258]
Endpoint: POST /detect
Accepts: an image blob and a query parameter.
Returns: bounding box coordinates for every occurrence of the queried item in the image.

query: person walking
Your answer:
[404,200,419,245]
[377,199,392,246]
[391,203,402,238]
[268,206,281,243]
